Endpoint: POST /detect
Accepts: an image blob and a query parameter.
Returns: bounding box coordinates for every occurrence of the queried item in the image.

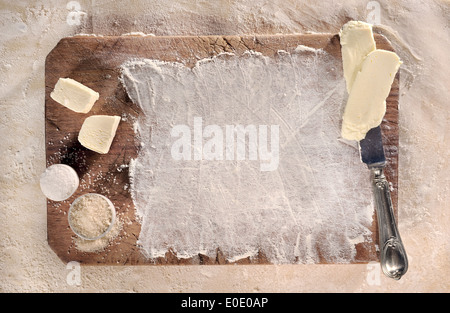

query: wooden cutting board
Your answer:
[45,34,399,265]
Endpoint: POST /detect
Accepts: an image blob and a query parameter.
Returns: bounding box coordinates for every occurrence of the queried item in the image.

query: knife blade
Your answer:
[359,126,408,280]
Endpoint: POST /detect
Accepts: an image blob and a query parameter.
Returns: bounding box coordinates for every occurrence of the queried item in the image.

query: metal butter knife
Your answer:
[359,126,408,280]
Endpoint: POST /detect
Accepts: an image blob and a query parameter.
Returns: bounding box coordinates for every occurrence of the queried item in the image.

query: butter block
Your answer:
[51,78,99,113]
[341,50,401,141]
[78,115,121,154]
[339,21,376,93]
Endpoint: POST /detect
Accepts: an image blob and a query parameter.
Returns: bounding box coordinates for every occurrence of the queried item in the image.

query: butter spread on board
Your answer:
[50,78,99,113]
[78,115,121,154]
[339,21,376,93]
[339,21,401,141]
[341,49,401,141]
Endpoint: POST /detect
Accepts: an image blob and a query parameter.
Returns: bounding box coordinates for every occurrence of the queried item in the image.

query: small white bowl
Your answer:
[68,193,116,241]
[40,164,79,201]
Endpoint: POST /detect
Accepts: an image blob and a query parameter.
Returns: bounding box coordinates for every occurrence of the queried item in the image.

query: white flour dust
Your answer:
[39,164,79,201]
[120,49,374,264]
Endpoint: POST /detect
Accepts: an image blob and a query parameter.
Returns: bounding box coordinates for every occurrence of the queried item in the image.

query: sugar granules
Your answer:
[68,193,115,240]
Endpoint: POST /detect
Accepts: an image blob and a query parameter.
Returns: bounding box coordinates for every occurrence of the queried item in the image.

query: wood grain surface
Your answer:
[45,34,399,265]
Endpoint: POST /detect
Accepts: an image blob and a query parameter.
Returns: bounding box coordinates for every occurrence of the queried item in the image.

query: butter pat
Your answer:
[341,50,401,141]
[339,21,376,93]
[51,78,99,113]
[78,115,121,154]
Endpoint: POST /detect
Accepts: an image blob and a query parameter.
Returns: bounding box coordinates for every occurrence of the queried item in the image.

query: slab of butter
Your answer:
[341,49,401,141]
[78,115,121,154]
[50,78,99,113]
[339,21,376,93]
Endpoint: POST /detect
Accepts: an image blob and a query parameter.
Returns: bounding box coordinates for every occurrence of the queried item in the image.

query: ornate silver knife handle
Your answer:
[371,168,408,280]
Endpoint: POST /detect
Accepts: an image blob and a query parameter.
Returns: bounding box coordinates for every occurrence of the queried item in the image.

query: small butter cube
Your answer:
[51,78,99,113]
[78,115,121,154]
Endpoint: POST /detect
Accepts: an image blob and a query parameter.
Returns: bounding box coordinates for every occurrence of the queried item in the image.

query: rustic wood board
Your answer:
[45,34,399,265]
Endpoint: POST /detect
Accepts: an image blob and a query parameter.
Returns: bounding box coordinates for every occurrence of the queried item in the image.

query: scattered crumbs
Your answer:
[121,32,155,37]
[117,164,129,172]
[294,44,324,54]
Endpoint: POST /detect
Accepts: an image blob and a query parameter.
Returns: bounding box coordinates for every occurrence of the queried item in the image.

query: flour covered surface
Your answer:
[121,49,374,264]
